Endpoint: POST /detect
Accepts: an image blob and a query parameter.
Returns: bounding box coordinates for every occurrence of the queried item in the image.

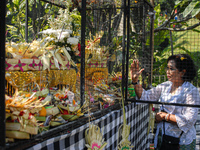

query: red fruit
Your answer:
[61,109,69,115]
[19,111,25,116]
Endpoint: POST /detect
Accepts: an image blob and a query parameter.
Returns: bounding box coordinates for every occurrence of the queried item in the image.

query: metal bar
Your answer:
[0,0,6,148]
[83,6,139,11]
[108,5,112,74]
[169,30,173,55]
[25,0,28,42]
[125,0,130,101]
[149,0,154,87]
[127,99,200,108]
[121,0,126,99]
[80,0,86,107]
[39,0,67,9]
[144,0,154,9]
[141,1,146,88]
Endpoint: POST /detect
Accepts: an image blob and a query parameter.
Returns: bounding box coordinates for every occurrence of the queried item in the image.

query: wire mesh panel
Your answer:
[130,1,200,149]
[4,0,153,149]
[82,0,125,112]
[78,0,154,118]
[80,1,153,150]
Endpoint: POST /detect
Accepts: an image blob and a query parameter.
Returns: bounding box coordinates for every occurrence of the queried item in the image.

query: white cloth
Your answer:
[137,81,200,148]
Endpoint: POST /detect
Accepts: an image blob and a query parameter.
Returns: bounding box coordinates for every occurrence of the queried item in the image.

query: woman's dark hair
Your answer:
[167,54,197,81]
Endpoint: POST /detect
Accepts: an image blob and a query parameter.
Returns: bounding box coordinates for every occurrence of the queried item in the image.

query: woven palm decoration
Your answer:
[117,89,134,150]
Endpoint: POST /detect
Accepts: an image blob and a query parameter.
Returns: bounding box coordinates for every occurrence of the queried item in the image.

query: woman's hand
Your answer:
[155,112,167,123]
[130,59,144,82]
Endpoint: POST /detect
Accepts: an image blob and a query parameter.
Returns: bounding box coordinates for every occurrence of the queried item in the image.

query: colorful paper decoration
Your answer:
[86,61,107,68]
[14,60,26,72]
[38,60,43,71]
[66,62,71,69]
[6,61,12,71]
[147,104,155,135]
[85,124,107,150]
[117,89,134,150]
[29,59,38,69]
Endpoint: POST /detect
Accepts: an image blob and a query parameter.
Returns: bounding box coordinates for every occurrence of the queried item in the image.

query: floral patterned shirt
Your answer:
[138,81,200,147]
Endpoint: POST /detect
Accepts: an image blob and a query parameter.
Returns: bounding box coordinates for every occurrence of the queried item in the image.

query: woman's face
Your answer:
[166,60,184,84]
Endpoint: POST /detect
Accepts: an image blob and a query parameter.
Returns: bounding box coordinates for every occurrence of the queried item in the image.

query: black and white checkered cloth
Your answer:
[27,103,149,150]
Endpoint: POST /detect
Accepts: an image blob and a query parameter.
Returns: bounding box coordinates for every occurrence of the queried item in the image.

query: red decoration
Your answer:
[14,60,26,72]
[37,60,43,71]
[29,59,38,68]
[95,62,99,67]
[5,61,12,70]
[66,62,71,69]
[88,62,93,67]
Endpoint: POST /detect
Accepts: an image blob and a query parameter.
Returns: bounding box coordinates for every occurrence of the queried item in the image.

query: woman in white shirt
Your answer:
[130,54,200,150]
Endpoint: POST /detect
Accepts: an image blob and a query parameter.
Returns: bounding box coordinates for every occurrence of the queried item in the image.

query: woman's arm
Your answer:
[155,112,177,124]
[130,60,144,99]
[175,87,200,132]
[130,59,164,101]
[134,84,143,99]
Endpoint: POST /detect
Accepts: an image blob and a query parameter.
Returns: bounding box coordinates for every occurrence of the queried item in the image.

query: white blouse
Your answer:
[138,81,200,147]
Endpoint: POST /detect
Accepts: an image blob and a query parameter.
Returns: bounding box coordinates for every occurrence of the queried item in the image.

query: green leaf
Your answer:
[175,0,182,5]
[175,0,182,8]
[183,1,199,18]
[191,2,200,17]
[192,28,200,33]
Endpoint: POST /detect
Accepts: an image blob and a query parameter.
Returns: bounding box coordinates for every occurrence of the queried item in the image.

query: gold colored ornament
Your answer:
[118,89,134,150]
[6,71,36,90]
[147,104,155,135]
[48,69,76,92]
[85,124,107,150]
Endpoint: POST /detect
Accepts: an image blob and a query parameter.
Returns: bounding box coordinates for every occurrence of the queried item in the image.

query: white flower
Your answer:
[62,31,70,38]
[67,37,79,45]
[39,29,53,34]
[66,47,71,51]
[46,37,54,42]
[64,29,72,34]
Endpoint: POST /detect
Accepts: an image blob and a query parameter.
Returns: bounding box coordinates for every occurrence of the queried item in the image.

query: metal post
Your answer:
[125,0,130,101]
[25,0,28,42]
[142,0,146,88]
[80,0,86,107]
[170,30,173,55]
[122,0,127,100]
[0,0,6,148]
[149,0,154,87]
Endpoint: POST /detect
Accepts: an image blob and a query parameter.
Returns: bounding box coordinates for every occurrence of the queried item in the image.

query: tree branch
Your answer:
[39,0,67,9]
[159,9,175,28]
[154,21,200,32]
[169,16,193,25]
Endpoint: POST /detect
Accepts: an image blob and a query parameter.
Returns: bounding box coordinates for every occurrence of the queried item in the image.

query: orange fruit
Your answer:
[39,107,47,117]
